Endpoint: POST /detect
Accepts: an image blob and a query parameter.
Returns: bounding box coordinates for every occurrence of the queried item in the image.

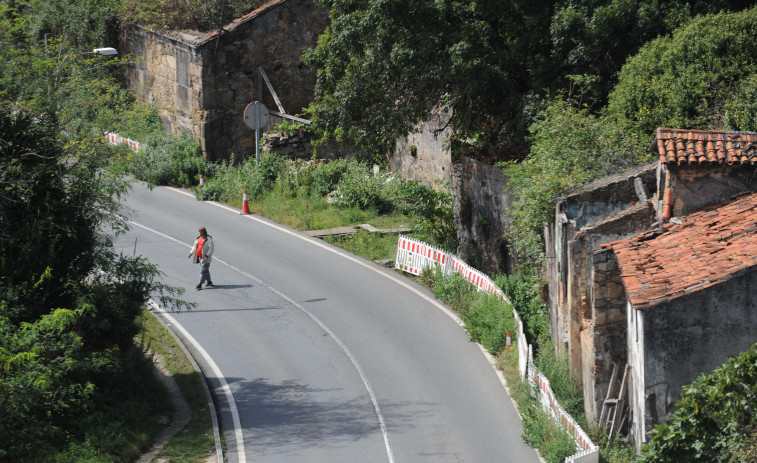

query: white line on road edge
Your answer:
[130,216,396,463]
[217,259,396,463]
[129,221,247,463]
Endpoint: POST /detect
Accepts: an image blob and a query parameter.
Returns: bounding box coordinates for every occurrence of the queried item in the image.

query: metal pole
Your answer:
[255,101,260,166]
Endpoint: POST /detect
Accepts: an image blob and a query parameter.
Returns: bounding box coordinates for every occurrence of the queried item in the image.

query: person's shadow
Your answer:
[206,284,253,290]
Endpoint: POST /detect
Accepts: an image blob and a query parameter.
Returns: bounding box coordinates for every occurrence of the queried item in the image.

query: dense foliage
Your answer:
[606,6,757,136]
[640,344,757,462]
[0,6,189,460]
[501,99,652,261]
[118,0,269,32]
[502,6,757,261]
[495,268,550,353]
[305,0,750,157]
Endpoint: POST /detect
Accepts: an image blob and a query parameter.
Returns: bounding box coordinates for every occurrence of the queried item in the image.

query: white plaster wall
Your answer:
[627,304,646,452]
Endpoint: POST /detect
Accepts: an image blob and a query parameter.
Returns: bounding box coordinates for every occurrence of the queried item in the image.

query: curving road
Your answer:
[113,182,541,463]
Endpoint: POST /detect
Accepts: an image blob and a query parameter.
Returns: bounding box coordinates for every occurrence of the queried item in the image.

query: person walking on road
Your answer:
[188,227,214,290]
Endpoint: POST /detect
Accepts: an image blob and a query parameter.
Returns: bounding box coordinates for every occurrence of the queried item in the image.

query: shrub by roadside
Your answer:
[117,136,458,253]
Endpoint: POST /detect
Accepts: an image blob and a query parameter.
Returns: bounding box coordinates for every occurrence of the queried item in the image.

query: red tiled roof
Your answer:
[601,192,757,309]
[655,128,757,165]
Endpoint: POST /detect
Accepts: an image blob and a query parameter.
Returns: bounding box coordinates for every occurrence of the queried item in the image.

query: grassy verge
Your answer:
[139,310,217,462]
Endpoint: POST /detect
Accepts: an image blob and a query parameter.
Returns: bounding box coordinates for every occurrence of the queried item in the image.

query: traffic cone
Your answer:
[241,189,250,214]
[199,174,204,188]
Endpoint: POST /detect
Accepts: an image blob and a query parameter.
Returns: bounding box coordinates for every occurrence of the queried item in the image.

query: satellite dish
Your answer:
[244,101,270,129]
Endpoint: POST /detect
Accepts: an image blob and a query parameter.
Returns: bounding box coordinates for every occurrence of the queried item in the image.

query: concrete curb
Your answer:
[147,302,224,463]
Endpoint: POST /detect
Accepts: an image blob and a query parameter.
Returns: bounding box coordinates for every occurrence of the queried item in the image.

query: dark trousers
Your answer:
[199,262,211,285]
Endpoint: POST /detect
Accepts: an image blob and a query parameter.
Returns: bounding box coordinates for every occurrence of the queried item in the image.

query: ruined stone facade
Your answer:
[547,129,757,449]
[121,0,329,161]
[388,108,517,274]
[544,163,657,420]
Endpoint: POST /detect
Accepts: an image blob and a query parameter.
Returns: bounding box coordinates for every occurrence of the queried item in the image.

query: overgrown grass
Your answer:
[498,349,578,463]
[421,267,579,461]
[323,230,405,262]
[118,137,456,255]
[139,310,216,462]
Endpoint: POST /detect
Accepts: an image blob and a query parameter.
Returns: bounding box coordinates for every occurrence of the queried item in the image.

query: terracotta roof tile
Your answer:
[608,192,757,309]
[655,128,757,166]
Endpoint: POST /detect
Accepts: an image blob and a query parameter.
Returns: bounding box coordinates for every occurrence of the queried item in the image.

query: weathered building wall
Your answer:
[389,108,453,189]
[588,247,629,421]
[629,270,757,450]
[388,108,515,274]
[451,157,514,274]
[547,164,657,396]
[663,164,757,216]
[122,0,328,161]
[203,0,328,161]
[122,28,206,138]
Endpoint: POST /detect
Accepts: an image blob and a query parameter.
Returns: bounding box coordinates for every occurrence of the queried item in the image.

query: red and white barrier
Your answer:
[104,132,141,152]
[395,235,599,463]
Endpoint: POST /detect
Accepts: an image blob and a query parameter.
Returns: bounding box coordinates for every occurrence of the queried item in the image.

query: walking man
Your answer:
[188,227,214,290]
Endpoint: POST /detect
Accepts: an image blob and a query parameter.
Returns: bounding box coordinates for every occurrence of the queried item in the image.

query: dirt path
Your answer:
[135,352,195,463]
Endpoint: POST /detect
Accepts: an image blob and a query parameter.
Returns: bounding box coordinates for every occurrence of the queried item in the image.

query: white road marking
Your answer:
[128,216,395,463]
[147,300,247,463]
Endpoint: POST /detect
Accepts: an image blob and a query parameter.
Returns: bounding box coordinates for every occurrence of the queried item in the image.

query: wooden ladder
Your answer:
[600,364,630,440]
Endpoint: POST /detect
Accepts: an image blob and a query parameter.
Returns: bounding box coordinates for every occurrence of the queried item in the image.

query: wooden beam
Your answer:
[258,66,286,114]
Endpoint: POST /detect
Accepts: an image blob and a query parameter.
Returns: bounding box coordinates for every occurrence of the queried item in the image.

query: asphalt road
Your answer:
[112,182,541,463]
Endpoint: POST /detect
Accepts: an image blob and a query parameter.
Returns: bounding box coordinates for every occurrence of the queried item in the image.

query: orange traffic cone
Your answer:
[241,189,250,214]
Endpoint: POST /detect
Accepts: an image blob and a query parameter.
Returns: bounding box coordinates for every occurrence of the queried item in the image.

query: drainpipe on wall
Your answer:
[662,187,672,221]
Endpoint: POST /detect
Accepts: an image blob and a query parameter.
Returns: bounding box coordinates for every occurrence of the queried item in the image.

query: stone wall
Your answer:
[122,28,206,138]
[451,157,515,274]
[389,107,453,189]
[388,107,517,274]
[588,247,628,421]
[203,0,328,161]
[122,0,329,162]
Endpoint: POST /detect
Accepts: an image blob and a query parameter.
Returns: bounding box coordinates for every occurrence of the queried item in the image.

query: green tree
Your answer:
[549,0,753,107]
[606,6,757,138]
[305,0,554,157]
[640,344,757,462]
[0,7,189,459]
[501,98,650,261]
[305,0,752,159]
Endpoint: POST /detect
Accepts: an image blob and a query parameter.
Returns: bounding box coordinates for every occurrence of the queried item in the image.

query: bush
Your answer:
[196,152,286,203]
[496,269,550,352]
[534,342,584,421]
[521,397,579,463]
[310,158,352,196]
[420,266,478,314]
[395,181,458,252]
[501,99,650,262]
[462,292,515,355]
[247,151,287,199]
[606,7,757,138]
[332,162,395,213]
[640,344,757,462]
[724,74,757,132]
[128,132,213,188]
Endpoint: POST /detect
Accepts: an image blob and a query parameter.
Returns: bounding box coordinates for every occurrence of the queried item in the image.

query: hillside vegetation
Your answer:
[2,0,757,461]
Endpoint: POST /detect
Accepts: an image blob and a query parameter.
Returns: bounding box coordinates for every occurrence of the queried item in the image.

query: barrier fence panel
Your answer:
[395,236,599,463]
[104,132,141,152]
